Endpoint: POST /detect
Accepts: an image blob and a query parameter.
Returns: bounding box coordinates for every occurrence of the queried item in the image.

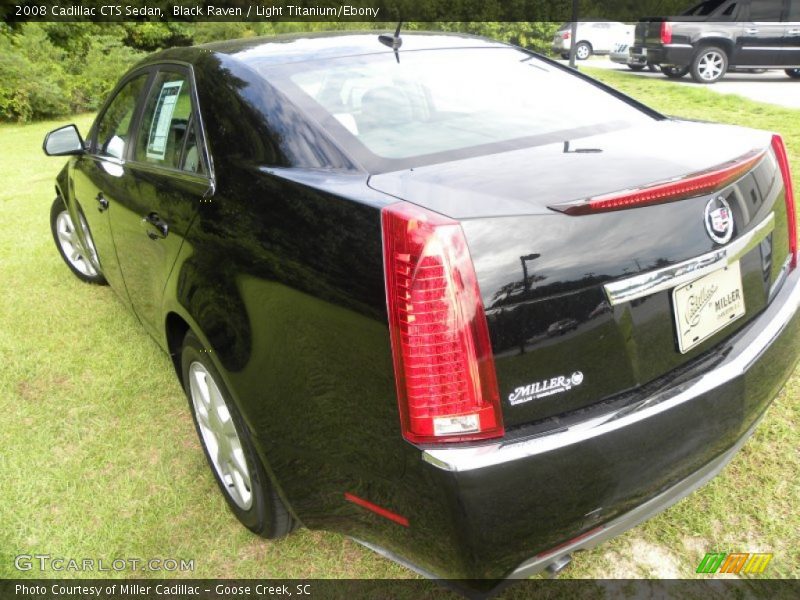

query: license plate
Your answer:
[672,263,745,354]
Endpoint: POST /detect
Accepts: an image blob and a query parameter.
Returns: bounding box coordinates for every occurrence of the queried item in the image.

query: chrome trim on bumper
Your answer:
[603,212,775,307]
[422,260,800,473]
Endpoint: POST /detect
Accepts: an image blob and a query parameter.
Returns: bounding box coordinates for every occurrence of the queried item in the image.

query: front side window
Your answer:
[94,74,148,160]
[135,71,200,172]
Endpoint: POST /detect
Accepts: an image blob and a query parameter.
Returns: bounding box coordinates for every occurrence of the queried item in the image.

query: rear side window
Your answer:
[135,71,200,172]
[749,0,783,20]
[681,0,728,16]
[94,74,148,160]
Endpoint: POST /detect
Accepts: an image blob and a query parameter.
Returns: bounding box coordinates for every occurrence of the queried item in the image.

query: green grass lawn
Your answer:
[0,70,798,591]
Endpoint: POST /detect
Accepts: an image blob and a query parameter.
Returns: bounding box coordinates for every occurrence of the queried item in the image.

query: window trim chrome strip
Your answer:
[602,212,775,307]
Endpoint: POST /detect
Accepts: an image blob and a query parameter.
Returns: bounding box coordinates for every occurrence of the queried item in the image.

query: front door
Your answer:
[108,66,211,340]
[71,72,150,302]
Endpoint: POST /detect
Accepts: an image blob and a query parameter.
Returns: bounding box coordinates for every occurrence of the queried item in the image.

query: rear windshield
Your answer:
[262,47,654,171]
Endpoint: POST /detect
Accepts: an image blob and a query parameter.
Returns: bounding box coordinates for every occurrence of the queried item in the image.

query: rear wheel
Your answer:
[691,47,728,83]
[50,197,105,284]
[182,330,295,538]
[662,65,689,79]
[787,68,800,79]
[575,42,592,60]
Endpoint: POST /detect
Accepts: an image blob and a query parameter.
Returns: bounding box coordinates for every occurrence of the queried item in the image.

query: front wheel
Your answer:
[786,68,800,79]
[181,330,295,538]
[691,47,728,83]
[50,197,106,284]
[662,65,689,79]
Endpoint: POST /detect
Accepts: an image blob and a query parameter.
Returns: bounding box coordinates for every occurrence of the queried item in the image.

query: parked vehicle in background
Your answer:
[42,31,800,592]
[610,27,657,70]
[547,318,579,337]
[633,0,800,83]
[552,21,633,60]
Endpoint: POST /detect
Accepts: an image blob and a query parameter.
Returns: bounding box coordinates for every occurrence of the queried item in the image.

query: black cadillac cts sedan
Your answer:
[44,32,799,587]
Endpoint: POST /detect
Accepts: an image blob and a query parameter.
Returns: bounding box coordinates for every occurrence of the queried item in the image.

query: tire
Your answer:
[50,196,106,284]
[561,53,570,60]
[690,46,728,83]
[575,42,592,60]
[662,65,689,79]
[647,62,659,72]
[786,69,800,79]
[181,330,295,538]
[628,64,646,71]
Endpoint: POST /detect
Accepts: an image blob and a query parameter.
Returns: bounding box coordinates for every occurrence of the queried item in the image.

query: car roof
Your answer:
[173,31,509,68]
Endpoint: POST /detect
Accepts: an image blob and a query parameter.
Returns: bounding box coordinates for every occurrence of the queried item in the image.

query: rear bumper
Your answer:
[632,44,694,66]
[386,263,800,582]
[508,407,765,579]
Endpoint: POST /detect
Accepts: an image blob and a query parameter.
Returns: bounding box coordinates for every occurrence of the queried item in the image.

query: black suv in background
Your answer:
[633,0,800,82]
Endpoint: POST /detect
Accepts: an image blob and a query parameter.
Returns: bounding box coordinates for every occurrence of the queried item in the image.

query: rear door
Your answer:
[738,0,786,65]
[109,65,212,340]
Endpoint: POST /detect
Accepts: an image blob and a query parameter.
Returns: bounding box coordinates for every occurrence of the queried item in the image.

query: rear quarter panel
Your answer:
[162,52,414,532]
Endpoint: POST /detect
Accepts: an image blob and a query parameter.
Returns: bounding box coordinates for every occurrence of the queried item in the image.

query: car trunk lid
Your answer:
[370,121,793,429]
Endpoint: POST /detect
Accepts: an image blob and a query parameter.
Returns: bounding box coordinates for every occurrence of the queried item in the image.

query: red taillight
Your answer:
[382,202,503,444]
[660,22,673,44]
[562,31,571,40]
[551,149,766,216]
[772,134,797,269]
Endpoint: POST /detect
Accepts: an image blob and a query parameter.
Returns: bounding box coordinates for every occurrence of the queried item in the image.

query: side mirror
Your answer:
[43,124,85,156]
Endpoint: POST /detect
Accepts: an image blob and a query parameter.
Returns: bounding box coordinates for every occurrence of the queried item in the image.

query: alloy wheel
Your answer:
[576,44,590,60]
[697,51,725,81]
[55,210,99,277]
[189,361,253,510]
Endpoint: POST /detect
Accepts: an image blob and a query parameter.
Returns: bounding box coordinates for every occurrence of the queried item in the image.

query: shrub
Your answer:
[0,24,71,121]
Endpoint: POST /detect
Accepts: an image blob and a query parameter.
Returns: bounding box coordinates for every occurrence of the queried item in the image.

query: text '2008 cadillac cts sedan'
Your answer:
[43,32,799,588]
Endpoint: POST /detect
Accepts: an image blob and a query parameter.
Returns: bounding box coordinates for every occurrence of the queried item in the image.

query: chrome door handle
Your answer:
[96,193,109,212]
[788,29,800,35]
[745,28,759,34]
[142,212,168,239]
